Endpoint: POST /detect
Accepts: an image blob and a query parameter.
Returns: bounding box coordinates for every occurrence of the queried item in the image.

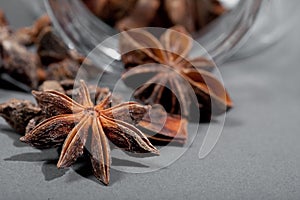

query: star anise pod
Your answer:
[30,14,52,42]
[84,0,138,27]
[11,14,51,46]
[0,99,41,134]
[38,80,65,93]
[164,0,195,32]
[36,27,70,65]
[0,39,39,89]
[115,0,160,31]
[20,80,159,185]
[120,26,232,121]
[38,79,119,106]
[138,106,188,144]
[0,14,51,46]
[45,58,86,81]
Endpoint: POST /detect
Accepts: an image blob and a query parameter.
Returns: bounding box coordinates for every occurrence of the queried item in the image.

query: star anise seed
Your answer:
[20,80,159,185]
[120,26,232,122]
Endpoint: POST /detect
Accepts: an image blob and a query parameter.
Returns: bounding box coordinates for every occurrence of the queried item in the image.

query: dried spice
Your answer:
[0,39,39,88]
[116,0,160,30]
[0,11,96,91]
[83,0,226,32]
[35,27,98,79]
[65,84,111,105]
[21,80,159,185]
[11,27,34,46]
[120,26,232,121]
[25,115,46,134]
[0,99,41,134]
[0,80,116,136]
[164,0,195,32]
[38,79,119,106]
[45,58,85,81]
[84,0,138,26]
[36,27,69,65]
[13,14,51,46]
[138,106,188,144]
[0,14,51,46]
[38,80,65,93]
[59,79,78,91]
[30,14,52,41]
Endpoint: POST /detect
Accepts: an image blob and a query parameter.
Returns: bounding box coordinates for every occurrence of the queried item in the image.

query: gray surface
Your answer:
[1,1,300,200]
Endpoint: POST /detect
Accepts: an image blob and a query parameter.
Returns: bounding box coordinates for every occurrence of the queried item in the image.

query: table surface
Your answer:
[1,1,300,200]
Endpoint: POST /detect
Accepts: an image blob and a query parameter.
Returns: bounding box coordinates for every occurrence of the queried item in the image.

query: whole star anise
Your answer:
[20,80,159,185]
[120,26,232,121]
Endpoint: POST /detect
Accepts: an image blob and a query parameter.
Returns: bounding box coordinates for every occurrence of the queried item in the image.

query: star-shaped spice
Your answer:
[120,26,232,121]
[21,80,159,185]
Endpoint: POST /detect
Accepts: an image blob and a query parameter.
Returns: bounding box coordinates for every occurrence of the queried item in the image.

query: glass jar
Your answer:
[44,0,290,71]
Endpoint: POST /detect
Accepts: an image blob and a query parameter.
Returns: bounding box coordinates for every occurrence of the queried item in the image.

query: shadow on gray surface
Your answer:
[0,124,28,147]
[69,156,132,186]
[4,150,58,162]
[112,157,149,168]
[4,146,149,186]
[4,148,68,181]
[42,159,69,181]
[71,154,149,185]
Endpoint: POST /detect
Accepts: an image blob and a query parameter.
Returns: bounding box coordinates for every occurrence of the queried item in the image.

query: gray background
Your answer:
[1,1,300,200]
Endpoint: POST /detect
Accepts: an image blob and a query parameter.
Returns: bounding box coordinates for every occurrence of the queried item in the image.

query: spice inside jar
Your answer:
[82,0,231,33]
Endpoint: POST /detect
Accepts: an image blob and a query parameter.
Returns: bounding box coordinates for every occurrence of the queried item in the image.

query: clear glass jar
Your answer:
[43,0,289,71]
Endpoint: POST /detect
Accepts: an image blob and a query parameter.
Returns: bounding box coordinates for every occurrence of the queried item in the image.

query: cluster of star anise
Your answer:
[0,10,185,186]
[83,0,226,32]
[0,8,233,186]
[0,11,96,91]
